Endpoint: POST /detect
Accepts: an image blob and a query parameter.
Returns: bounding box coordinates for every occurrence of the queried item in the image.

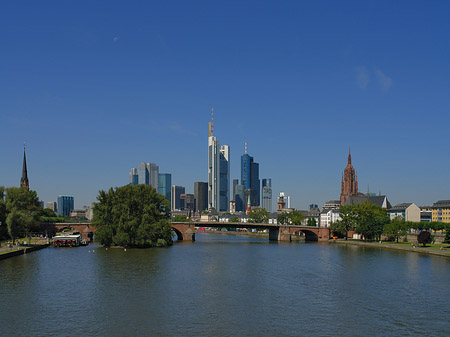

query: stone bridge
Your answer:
[172,222,330,242]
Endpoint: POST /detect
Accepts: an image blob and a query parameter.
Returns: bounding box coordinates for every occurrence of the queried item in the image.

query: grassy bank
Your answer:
[331,239,450,257]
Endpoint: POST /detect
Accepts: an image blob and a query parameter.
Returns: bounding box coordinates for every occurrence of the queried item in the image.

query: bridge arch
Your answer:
[172,227,184,241]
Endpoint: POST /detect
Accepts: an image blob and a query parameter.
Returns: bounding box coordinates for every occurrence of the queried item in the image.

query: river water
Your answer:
[1,233,449,336]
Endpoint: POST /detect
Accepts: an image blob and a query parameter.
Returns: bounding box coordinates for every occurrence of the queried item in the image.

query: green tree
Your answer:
[4,187,41,243]
[229,217,240,223]
[0,186,7,239]
[331,205,359,239]
[444,224,450,244]
[248,207,269,223]
[276,210,304,226]
[417,230,432,247]
[306,217,317,227]
[92,184,172,247]
[172,215,190,222]
[384,216,408,243]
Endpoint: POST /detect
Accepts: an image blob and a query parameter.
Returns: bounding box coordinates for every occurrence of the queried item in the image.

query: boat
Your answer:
[52,233,82,247]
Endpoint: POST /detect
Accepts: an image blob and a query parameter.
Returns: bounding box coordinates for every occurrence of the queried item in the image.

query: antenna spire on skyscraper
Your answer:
[211,105,214,135]
[245,140,247,154]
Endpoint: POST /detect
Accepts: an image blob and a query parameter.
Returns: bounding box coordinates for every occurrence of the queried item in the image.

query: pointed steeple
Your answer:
[348,147,352,164]
[20,144,29,190]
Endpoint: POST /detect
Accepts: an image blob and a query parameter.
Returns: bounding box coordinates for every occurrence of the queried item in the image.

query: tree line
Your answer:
[330,202,450,244]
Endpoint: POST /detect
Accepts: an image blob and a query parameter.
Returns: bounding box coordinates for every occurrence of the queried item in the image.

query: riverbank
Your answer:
[0,243,50,260]
[331,239,450,257]
[196,229,269,238]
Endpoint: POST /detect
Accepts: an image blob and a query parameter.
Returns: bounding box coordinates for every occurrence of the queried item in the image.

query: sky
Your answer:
[1,0,449,210]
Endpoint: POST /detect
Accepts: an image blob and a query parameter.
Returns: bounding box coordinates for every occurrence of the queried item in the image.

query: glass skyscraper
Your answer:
[129,168,138,185]
[240,144,260,207]
[262,178,272,212]
[158,173,172,208]
[57,195,74,216]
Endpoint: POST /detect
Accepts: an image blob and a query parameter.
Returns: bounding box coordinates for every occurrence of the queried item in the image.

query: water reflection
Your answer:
[0,234,449,336]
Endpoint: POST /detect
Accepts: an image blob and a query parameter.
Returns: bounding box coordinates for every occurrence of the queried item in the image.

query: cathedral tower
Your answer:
[340,148,358,205]
[20,145,29,190]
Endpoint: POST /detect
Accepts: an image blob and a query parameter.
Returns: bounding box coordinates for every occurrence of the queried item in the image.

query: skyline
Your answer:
[1,1,449,209]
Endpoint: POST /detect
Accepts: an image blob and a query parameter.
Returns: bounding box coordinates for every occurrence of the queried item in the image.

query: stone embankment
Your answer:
[0,244,50,260]
[331,239,450,257]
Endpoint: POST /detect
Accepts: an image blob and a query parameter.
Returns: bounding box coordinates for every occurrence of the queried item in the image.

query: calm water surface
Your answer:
[1,233,449,336]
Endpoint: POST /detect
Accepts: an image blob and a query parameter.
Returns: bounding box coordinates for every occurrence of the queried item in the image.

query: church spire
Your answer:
[348,147,352,164]
[20,144,29,190]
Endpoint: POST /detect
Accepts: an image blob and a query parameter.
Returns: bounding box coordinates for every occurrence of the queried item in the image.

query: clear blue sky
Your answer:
[1,1,449,209]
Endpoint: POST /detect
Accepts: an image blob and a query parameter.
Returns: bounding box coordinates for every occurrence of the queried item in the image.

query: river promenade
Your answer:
[331,239,450,257]
[0,239,49,260]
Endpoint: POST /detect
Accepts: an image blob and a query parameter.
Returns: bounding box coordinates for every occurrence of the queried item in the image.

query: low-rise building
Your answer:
[431,200,450,223]
[387,203,420,222]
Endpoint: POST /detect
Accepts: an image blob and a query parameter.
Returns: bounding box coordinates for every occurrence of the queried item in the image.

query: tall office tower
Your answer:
[147,163,159,190]
[234,184,245,212]
[129,168,138,185]
[262,178,272,212]
[208,107,230,211]
[138,162,149,185]
[240,141,260,207]
[180,194,195,212]
[57,195,74,216]
[46,201,57,213]
[20,145,29,190]
[158,173,172,208]
[194,182,208,213]
[171,185,185,211]
[219,145,230,212]
[137,162,159,190]
[232,179,239,200]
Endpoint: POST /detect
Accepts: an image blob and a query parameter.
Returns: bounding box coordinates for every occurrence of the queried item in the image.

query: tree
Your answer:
[172,215,190,222]
[306,217,317,227]
[417,230,432,247]
[276,210,304,226]
[444,224,450,244]
[248,207,269,223]
[4,187,41,243]
[384,216,407,243]
[92,184,173,247]
[229,217,240,223]
[0,186,7,239]
[354,202,389,241]
[332,205,358,239]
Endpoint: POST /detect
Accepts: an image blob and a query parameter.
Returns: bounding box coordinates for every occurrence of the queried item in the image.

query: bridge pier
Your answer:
[172,223,196,241]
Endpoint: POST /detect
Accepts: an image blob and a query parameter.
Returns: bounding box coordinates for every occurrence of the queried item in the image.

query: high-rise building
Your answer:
[129,168,138,185]
[180,194,195,212]
[171,185,185,211]
[340,148,358,206]
[136,162,159,190]
[194,182,208,213]
[20,146,29,190]
[207,107,230,211]
[158,173,172,208]
[57,195,74,216]
[240,141,260,207]
[262,178,272,212]
[234,184,245,212]
[46,201,57,213]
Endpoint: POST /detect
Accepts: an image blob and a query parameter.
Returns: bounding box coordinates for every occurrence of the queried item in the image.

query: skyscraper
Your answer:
[240,141,260,207]
[136,162,159,190]
[129,168,138,185]
[171,185,185,211]
[194,182,208,213]
[158,173,172,208]
[57,195,74,216]
[208,107,230,211]
[262,178,272,212]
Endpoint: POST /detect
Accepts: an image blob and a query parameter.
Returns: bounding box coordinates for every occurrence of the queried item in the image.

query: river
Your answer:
[1,233,449,336]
